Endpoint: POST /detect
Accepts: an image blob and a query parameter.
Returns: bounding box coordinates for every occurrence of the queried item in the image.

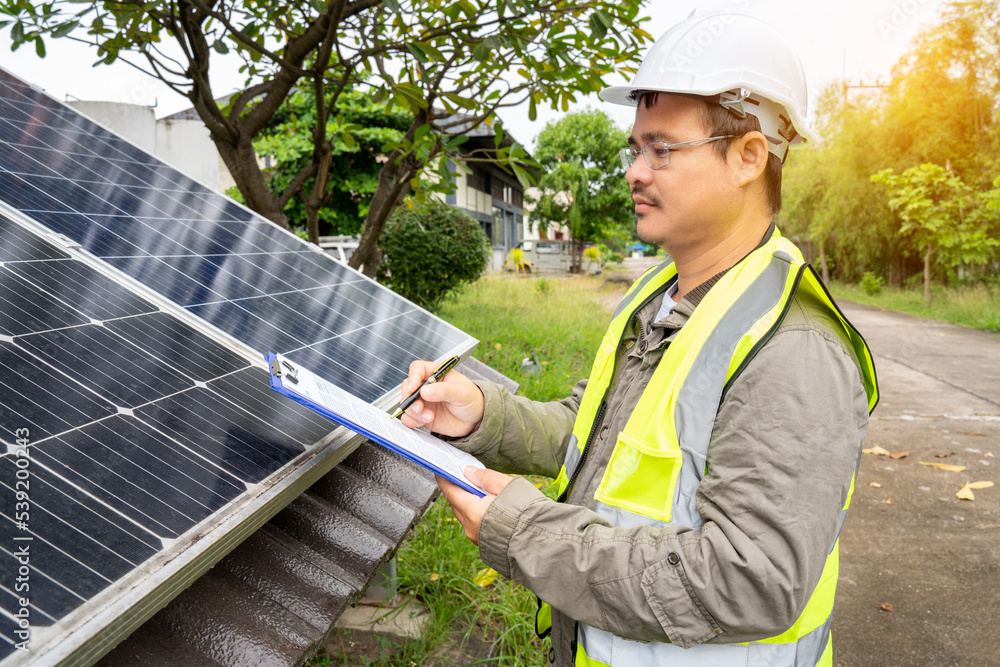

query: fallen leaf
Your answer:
[863,445,891,456]
[493,342,502,351]
[935,452,955,458]
[955,481,992,501]
[919,462,966,472]
[883,498,895,505]
[869,482,883,488]
[429,573,440,581]
[474,567,498,588]
[962,432,987,437]
[890,451,911,460]
[878,603,894,612]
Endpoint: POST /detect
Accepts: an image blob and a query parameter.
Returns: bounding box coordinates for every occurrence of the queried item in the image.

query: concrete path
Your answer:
[833,302,1000,666]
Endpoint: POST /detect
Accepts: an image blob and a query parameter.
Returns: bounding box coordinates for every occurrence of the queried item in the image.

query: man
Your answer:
[400,12,878,667]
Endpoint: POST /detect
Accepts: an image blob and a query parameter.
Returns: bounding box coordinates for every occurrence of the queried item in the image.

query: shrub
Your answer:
[860,271,884,296]
[608,251,623,265]
[377,199,490,309]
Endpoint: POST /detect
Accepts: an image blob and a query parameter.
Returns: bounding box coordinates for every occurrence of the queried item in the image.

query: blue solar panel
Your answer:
[0,217,338,660]
[0,74,469,403]
[0,66,475,664]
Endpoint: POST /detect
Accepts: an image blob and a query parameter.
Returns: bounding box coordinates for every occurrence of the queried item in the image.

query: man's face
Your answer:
[626,94,741,253]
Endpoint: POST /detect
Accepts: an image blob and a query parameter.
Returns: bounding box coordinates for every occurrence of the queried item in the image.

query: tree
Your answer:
[377,199,489,310]
[870,163,996,306]
[780,0,1000,287]
[232,85,411,239]
[530,108,632,272]
[1,0,650,276]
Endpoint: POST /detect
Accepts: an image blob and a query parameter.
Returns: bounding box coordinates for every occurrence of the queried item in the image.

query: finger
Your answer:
[404,360,437,397]
[400,410,429,429]
[465,466,512,495]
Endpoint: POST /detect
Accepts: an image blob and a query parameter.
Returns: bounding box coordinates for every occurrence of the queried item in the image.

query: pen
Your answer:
[392,355,461,419]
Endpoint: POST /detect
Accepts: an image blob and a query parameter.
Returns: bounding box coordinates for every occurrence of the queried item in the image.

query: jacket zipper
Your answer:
[557,401,607,503]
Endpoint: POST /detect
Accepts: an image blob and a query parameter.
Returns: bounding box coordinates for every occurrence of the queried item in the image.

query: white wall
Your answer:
[69,101,156,154]
[155,118,235,192]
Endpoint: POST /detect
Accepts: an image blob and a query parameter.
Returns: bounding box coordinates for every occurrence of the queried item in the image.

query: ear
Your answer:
[730,131,770,188]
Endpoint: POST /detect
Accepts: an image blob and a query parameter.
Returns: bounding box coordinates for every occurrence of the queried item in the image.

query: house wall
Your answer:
[68,100,236,193]
[69,101,156,154]
[156,118,236,193]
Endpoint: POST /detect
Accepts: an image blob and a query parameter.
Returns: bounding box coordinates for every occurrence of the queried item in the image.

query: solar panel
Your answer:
[0,67,476,665]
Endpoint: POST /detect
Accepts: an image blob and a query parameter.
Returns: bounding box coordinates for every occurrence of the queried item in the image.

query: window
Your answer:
[491,206,505,246]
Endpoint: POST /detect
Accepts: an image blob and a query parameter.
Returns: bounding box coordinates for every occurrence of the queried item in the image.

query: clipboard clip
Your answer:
[270,357,299,384]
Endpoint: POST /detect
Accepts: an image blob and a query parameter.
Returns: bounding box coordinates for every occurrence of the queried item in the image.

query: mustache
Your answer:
[630,186,660,207]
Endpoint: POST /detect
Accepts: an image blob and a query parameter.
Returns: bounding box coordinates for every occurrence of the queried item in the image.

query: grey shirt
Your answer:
[452,280,871,665]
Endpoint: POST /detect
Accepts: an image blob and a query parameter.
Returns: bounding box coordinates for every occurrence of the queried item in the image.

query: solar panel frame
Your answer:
[0,69,478,666]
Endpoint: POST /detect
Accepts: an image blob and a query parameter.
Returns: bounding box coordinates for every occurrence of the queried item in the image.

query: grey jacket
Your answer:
[452,276,871,666]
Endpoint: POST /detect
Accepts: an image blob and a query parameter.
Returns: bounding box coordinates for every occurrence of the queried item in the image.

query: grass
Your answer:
[437,274,621,401]
[313,273,624,666]
[829,281,1000,334]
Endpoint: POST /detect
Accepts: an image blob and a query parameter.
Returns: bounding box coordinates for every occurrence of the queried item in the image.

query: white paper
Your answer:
[273,353,486,494]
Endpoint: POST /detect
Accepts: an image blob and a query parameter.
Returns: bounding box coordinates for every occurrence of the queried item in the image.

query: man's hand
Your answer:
[400,360,485,437]
[437,466,514,545]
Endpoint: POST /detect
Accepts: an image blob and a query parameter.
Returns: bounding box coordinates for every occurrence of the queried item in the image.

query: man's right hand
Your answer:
[399,360,485,438]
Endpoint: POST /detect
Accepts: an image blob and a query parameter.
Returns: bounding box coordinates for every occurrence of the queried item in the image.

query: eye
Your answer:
[650,145,670,159]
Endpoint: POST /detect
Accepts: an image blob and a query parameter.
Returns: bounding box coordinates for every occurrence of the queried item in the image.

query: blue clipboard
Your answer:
[266,352,486,497]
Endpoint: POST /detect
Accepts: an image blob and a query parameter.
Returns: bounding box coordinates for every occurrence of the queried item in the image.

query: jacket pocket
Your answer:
[594,432,682,523]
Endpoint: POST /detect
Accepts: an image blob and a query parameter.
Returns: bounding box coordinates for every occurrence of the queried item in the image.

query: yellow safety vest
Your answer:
[538,232,878,667]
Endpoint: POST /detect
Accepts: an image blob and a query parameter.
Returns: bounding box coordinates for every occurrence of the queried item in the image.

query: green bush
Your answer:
[377,199,490,310]
[608,251,623,264]
[860,271,884,296]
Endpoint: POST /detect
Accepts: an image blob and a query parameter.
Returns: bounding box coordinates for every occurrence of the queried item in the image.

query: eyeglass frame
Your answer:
[619,135,737,171]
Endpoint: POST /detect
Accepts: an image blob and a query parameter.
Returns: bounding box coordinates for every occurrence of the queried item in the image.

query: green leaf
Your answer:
[383,0,400,11]
[442,92,476,110]
[212,39,229,54]
[310,0,328,14]
[406,42,429,64]
[51,20,79,38]
[392,82,428,110]
[34,36,45,58]
[11,21,24,44]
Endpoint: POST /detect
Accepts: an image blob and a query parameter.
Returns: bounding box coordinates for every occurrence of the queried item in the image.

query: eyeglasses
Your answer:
[619,135,736,171]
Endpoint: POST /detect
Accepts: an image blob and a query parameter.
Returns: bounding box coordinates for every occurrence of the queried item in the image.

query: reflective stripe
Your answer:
[593,500,666,529]
[577,613,831,667]
[670,255,792,529]
[561,434,582,483]
[612,261,673,320]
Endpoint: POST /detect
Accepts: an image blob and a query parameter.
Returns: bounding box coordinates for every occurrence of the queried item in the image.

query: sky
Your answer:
[0,0,951,149]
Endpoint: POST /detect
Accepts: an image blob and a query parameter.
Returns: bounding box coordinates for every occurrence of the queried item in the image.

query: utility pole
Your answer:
[842,79,889,104]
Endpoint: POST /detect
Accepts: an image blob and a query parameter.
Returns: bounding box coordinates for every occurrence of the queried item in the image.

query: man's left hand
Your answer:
[437,466,514,545]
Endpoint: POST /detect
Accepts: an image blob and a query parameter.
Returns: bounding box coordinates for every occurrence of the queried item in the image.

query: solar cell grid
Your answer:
[0,65,475,663]
[0,216,349,661]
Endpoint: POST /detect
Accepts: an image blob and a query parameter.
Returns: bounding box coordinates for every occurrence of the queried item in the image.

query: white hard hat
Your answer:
[600,11,815,161]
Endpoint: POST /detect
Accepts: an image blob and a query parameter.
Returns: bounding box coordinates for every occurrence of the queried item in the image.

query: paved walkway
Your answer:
[834,302,999,666]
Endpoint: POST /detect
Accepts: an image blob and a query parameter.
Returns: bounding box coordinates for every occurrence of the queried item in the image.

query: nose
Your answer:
[626,153,652,189]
